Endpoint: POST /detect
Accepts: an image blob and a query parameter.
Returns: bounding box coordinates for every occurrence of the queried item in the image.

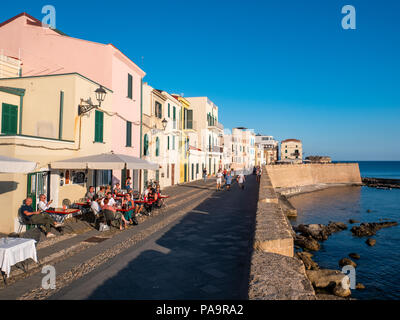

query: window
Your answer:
[155,137,160,157]
[172,136,176,150]
[127,74,133,99]
[167,136,170,150]
[126,121,132,147]
[94,110,104,143]
[168,103,170,118]
[155,102,162,119]
[143,134,149,156]
[187,110,193,129]
[1,103,18,134]
[173,106,176,129]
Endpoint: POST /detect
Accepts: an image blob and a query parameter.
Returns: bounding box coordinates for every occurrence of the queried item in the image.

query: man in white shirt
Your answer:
[216,169,223,191]
[91,195,101,216]
[237,172,246,190]
[101,192,116,207]
[38,194,53,212]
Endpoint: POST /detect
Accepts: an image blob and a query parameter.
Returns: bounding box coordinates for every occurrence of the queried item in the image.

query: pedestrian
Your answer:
[225,171,233,191]
[237,172,246,190]
[203,167,207,183]
[216,169,223,191]
[256,166,262,183]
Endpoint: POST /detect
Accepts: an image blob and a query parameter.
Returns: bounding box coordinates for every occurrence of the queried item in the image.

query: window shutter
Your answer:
[187,110,193,129]
[126,121,132,147]
[95,110,104,142]
[128,74,133,99]
[1,103,18,134]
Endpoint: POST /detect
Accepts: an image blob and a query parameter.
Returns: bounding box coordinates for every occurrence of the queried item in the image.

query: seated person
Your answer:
[125,177,132,192]
[105,185,112,194]
[155,185,164,208]
[97,186,106,199]
[122,193,138,225]
[101,192,116,207]
[113,183,122,195]
[85,186,96,201]
[21,197,61,238]
[91,195,102,216]
[101,198,129,230]
[38,194,53,212]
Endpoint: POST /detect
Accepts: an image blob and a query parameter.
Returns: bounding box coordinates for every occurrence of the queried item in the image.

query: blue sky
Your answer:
[1,0,399,160]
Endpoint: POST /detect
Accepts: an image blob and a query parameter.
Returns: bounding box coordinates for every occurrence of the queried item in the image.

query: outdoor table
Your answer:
[159,195,169,199]
[0,238,38,284]
[46,208,80,215]
[74,202,90,206]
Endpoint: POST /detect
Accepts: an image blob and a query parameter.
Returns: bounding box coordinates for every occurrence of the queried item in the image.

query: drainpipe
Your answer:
[139,77,143,192]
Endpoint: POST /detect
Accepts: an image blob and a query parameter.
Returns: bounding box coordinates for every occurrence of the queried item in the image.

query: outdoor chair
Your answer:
[102,209,122,229]
[17,208,44,235]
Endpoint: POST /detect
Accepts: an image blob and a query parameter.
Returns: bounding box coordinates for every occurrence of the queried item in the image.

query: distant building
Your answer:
[280,139,302,163]
[255,135,279,165]
[305,156,331,163]
[0,54,21,78]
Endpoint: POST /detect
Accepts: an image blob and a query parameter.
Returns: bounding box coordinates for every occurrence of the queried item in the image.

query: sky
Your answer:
[1,0,399,160]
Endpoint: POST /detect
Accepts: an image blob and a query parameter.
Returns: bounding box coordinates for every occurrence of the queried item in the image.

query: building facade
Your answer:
[255,135,279,165]
[0,73,113,233]
[280,139,303,163]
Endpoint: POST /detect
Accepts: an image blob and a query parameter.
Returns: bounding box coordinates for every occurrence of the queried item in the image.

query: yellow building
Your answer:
[0,73,113,233]
[172,95,193,183]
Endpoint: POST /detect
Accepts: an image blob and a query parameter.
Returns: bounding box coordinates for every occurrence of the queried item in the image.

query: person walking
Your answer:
[225,171,233,191]
[256,166,262,183]
[203,167,207,183]
[237,172,246,190]
[216,169,223,191]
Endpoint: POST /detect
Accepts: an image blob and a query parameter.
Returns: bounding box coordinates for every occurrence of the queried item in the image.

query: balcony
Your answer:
[207,145,223,154]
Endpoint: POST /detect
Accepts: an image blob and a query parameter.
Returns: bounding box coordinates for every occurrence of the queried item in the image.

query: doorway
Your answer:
[27,172,50,210]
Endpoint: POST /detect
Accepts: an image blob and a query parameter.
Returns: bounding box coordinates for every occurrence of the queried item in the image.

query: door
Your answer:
[27,172,49,210]
[171,164,175,186]
[184,164,187,182]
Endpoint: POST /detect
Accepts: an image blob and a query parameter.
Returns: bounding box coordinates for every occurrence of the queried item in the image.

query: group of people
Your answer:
[88,182,165,231]
[20,195,61,238]
[214,168,246,191]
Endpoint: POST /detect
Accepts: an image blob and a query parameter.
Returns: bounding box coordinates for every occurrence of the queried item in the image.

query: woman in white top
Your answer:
[216,169,223,191]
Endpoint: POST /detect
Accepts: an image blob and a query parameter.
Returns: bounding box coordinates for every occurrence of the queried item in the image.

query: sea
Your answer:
[289,161,400,300]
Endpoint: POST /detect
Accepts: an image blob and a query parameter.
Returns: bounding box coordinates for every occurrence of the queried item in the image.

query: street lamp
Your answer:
[162,118,168,130]
[79,85,107,115]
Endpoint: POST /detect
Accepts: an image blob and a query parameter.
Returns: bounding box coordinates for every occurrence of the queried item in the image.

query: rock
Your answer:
[296,251,319,270]
[351,221,398,237]
[333,283,351,298]
[366,209,372,213]
[294,222,347,242]
[339,258,357,268]
[366,238,376,246]
[356,283,366,290]
[306,269,349,288]
[294,235,321,251]
[349,253,360,260]
[349,219,360,224]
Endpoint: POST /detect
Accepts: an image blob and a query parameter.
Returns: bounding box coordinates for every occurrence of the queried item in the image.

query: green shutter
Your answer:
[144,134,149,156]
[126,121,132,147]
[128,74,133,99]
[173,107,176,120]
[95,110,104,142]
[1,103,18,134]
[156,137,160,157]
[187,110,193,129]
[168,104,170,118]
[167,136,170,150]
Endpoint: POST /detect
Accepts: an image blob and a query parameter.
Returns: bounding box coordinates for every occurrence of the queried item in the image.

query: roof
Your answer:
[282,139,302,143]
[0,12,68,36]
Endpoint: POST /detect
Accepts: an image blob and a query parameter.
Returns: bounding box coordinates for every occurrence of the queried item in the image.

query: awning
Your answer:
[50,152,159,171]
[0,155,37,173]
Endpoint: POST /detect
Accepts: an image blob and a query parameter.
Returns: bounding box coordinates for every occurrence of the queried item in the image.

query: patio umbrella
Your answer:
[0,155,37,173]
[50,152,159,171]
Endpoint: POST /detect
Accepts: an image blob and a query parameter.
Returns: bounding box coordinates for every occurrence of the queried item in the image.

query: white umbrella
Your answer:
[50,152,159,171]
[0,155,37,173]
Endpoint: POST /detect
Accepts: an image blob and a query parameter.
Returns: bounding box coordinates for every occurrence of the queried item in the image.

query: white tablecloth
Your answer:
[0,238,37,278]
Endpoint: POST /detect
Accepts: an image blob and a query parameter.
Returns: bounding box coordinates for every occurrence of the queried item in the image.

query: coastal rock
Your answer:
[349,253,360,260]
[294,235,321,251]
[333,284,351,298]
[351,221,398,237]
[349,219,360,224]
[294,222,347,242]
[356,283,366,290]
[306,269,351,298]
[366,238,377,246]
[296,251,319,270]
[339,258,357,268]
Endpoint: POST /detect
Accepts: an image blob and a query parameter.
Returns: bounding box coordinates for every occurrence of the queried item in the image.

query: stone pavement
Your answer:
[50,175,258,300]
[0,176,258,300]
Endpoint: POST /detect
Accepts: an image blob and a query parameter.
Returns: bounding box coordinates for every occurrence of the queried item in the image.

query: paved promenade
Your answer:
[1,175,258,300]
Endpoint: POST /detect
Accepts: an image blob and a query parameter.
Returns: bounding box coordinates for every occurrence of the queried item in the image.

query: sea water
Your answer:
[289,161,400,300]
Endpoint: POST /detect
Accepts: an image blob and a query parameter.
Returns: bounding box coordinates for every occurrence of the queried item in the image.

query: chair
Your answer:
[17,208,37,235]
[102,209,120,228]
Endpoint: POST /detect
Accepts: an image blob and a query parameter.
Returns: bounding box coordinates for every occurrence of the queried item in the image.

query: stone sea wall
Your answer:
[266,163,362,189]
[248,168,316,300]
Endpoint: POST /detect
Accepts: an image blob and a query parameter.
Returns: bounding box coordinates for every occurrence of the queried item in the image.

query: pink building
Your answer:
[0,13,146,187]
